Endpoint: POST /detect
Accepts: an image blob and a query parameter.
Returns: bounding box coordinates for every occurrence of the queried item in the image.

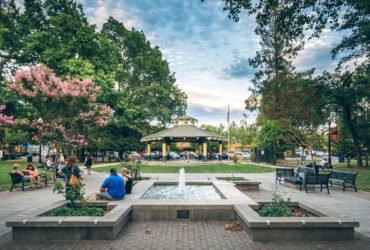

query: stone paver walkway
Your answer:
[0,220,369,250]
[1,169,370,249]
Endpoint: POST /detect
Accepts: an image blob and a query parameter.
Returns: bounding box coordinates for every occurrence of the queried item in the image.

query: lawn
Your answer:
[0,160,51,191]
[93,163,274,174]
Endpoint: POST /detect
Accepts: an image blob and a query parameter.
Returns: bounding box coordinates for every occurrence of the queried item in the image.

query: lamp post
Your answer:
[328,120,332,168]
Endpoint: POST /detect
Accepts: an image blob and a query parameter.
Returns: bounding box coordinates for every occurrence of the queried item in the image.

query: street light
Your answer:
[328,112,336,168]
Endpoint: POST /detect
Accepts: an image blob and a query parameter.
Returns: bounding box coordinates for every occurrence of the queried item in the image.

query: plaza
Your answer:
[1,166,370,249]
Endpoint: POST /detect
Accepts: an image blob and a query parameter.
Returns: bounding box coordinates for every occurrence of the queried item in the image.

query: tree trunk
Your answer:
[53,147,60,183]
[343,107,363,166]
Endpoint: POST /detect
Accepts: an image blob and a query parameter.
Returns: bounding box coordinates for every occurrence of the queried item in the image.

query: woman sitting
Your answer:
[12,164,35,188]
[23,164,42,187]
[121,168,133,194]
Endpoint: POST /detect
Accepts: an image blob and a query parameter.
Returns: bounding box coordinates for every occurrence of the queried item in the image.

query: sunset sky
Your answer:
[34,0,343,126]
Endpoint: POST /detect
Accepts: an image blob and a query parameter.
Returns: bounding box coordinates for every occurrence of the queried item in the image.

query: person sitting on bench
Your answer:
[12,164,35,189]
[23,164,43,187]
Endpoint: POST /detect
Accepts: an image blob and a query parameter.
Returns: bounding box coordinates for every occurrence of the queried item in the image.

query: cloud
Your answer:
[223,57,255,79]
[187,103,257,127]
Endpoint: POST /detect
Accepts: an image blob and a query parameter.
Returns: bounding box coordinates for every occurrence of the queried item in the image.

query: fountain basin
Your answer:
[141,182,225,200]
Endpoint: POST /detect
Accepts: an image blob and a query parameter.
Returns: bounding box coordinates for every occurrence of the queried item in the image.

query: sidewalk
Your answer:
[1,170,370,239]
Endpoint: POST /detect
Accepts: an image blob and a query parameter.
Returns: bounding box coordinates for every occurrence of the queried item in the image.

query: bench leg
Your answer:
[327,184,330,194]
[305,184,308,193]
[320,183,323,192]
[354,183,357,192]
[10,184,13,192]
[343,183,345,192]
[22,182,25,191]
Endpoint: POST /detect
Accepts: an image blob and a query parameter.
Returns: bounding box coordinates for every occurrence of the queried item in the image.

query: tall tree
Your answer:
[317,64,370,166]
[221,0,370,65]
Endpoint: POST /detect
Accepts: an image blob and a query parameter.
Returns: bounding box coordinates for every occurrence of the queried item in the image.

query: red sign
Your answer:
[330,127,339,142]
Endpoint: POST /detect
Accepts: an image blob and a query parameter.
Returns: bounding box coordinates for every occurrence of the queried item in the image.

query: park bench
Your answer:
[275,167,294,184]
[303,173,330,194]
[284,167,316,191]
[9,173,48,192]
[329,170,358,191]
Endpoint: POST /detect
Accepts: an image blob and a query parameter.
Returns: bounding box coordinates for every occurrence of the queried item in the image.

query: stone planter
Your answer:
[6,201,131,240]
[235,202,359,241]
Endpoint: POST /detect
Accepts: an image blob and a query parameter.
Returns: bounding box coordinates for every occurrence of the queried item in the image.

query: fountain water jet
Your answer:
[178,168,185,191]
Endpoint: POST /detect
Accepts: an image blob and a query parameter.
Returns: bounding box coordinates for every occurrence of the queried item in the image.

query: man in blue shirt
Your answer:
[96,168,125,200]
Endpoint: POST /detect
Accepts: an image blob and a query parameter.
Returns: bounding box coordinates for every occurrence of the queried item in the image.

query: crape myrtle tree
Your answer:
[1,0,187,159]
[8,66,113,181]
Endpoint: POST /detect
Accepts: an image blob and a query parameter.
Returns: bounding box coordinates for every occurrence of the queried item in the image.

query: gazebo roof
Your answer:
[141,124,226,142]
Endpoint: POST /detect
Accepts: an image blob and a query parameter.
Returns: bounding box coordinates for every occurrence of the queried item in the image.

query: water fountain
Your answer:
[141,168,223,200]
[178,168,185,191]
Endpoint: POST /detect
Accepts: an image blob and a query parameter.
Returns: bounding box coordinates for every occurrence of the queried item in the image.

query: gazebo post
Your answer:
[162,142,167,162]
[198,144,202,161]
[218,142,222,161]
[166,144,170,161]
[146,143,151,161]
[202,142,207,162]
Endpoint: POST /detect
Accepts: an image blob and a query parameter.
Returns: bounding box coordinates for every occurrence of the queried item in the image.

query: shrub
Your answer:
[48,206,104,216]
[122,155,142,180]
[53,181,86,208]
[258,186,292,217]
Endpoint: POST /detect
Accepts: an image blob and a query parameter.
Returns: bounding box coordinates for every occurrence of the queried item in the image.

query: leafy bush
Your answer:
[122,155,142,181]
[53,181,86,208]
[258,186,292,217]
[48,206,104,216]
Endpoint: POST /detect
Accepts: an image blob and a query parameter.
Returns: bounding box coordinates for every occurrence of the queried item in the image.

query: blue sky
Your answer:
[80,1,340,126]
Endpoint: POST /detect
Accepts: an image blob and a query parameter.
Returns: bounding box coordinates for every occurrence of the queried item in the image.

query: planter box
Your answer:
[6,201,131,240]
[235,202,359,241]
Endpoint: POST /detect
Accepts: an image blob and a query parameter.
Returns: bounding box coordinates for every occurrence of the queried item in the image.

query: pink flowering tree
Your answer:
[0,105,15,127]
[8,66,113,181]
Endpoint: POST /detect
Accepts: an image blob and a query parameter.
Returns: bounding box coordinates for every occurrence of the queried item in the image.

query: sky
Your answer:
[28,0,344,127]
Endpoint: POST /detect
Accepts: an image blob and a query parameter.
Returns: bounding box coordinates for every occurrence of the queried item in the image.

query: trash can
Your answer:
[338,155,345,163]
[27,154,33,163]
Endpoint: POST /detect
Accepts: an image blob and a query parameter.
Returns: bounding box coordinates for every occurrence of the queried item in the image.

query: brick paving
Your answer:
[1,220,369,250]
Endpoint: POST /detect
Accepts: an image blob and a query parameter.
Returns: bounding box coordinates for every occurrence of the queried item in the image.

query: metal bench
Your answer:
[284,167,316,191]
[9,173,48,192]
[329,170,358,191]
[275,168,294,184]
[304,173,330,194]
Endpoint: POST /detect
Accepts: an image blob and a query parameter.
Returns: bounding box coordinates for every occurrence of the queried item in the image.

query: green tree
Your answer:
[256,120,301,165]
[221,0,370,65]
[317,64,370,167]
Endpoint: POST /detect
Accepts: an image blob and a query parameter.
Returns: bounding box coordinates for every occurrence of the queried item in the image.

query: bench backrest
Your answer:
[276,168,294,177]
[305,173,330,184]
[330,170,358,182]
[9,173,24,183]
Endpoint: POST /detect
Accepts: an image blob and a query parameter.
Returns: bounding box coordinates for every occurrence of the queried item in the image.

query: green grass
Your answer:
[94,163,274,174]
[0,160,51,191]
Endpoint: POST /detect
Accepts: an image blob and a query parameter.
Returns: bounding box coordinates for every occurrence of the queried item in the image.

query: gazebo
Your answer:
[141,116,227,162]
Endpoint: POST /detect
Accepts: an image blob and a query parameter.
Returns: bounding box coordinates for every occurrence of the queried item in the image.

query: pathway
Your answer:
[1,169,370,249]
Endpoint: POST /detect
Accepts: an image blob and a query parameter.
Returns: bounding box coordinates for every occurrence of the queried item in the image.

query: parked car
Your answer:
[170,151,180,160]
[128,151,141,158]
[180,151,199,159]
[242,152,251,160]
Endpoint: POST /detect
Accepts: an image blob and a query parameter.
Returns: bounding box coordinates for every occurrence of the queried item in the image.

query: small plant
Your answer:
[258,186,292,217]
[122,155,142,181]
[53,181,86,208]
[48,206,104,216]
[233,154,238,164]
